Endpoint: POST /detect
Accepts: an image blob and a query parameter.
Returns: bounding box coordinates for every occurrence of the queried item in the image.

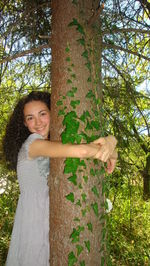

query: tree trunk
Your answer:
[50,1,105,265]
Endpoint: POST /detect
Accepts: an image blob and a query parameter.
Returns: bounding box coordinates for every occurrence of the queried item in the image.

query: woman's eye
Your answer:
[27,116,33,121]
[41,112,46,116]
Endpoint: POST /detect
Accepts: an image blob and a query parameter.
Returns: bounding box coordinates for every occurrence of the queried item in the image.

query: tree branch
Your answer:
[0,44,50,64]
[138,0,150,16]
[102,42,150,61]
[103,55,150,136]
[0,2,51,39]
[88,3,104,26]
[103,28,150,35]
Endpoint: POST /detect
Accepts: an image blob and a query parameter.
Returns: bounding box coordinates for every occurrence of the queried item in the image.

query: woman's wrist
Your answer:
[109,149,118,159]
[105,135,117,150]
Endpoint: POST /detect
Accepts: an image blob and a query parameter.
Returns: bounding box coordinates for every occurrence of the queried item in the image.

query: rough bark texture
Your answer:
[50,1,104,265]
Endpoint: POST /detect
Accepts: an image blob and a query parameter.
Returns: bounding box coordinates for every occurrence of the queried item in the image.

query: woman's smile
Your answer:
[24,101,50,139]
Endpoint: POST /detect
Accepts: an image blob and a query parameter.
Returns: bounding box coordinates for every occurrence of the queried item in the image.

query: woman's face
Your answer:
[24,100,50,139]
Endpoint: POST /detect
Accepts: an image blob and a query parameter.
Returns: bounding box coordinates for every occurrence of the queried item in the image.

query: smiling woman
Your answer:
[24,101,51,139]
[2,91,117,266]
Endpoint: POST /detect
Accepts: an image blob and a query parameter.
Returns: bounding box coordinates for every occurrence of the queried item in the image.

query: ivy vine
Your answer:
[57,13,110,266]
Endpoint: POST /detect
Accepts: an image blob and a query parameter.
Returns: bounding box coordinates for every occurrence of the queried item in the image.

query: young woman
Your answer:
[3,91,117,266]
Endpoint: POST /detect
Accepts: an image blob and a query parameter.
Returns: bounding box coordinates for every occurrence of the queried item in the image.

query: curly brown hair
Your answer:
[3,91,51,171]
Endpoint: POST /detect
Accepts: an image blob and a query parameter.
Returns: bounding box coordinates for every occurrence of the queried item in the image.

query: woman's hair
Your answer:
[3,91,51,171]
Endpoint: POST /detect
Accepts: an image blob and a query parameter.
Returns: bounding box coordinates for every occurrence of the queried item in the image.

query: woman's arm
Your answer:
[29,140,100,159]
[28,135,117,161]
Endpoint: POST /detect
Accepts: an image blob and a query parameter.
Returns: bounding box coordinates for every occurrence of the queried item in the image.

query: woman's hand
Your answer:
[93,135,117,162]
[105,149,118,174]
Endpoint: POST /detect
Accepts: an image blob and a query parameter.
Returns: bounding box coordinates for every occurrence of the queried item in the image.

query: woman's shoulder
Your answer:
[19,133,44,158]
[25,133,44,144]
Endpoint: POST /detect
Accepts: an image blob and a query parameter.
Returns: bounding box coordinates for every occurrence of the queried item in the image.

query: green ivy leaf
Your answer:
[61,131,76,144]
[83,175,88,183]
[71,73,76,78]
[68,174,77,185]
[68,251,78,266]
[76,199,81,207]
[66,91,75,97]
[67,79,72,84]
[78,183,83,189]
[82,50,88,60]
[65,46,70,53]
[87,222,93,232]
[99,167,106,175]
[86,90,95,99]
[72,0,78,5]
[79,160,86,168]
[85,120,93,130]
[80,261,85,266]
[76,244,84,256]
[66,192,75,203]
[81,209,87,216]
[75,134,82,144]
[85,61,91,71]
[91,202,99,217]
[81,193,87,202]
[70,226,84,243]
[56,100,63,106]
[77,38,85,46]
[74,217,80,222]
[84,240,90,253]
[80,111,91,122]
[91,186,99,198]
[77,24,85,35]
[63,111,77,125]
[101,256,105,266]
[90,168,95,176]
[72,87,77,93]
[68,18,78,27]
[91,120,100,130]
[64,158,80,174]
[66,57,71,62]
[87,76,92,82]
[68,18,85,35]
[58,109,66,116]
[67,67,72,72]
[70,100,80,109]
[62,112,80,143]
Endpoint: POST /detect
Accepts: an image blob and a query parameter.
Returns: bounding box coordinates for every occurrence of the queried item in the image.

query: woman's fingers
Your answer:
[93,137,106,145]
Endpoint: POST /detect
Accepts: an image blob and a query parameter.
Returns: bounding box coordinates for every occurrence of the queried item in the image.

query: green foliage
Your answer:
[68,251,78,266]
[87,222,93,233]
[80,261,85,266]
[66,192,75,203]
[76,244,84,256]
[108,176,150,265]
[70,226,84,243]
[0,168,19,266]
[91,202,99,217]
[68,18,85,35]
[84,240,90,253]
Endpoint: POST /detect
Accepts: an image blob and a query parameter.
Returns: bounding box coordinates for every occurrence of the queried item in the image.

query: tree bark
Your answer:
[50,1,104,265]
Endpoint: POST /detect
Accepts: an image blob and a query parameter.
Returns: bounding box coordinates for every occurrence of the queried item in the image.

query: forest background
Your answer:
[0,0,150,265]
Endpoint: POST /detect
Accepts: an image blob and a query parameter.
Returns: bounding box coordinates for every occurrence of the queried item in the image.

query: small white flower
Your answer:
[106,198,113,213]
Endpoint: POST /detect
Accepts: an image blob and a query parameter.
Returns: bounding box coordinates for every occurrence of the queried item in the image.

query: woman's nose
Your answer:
[35,117,41,126]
